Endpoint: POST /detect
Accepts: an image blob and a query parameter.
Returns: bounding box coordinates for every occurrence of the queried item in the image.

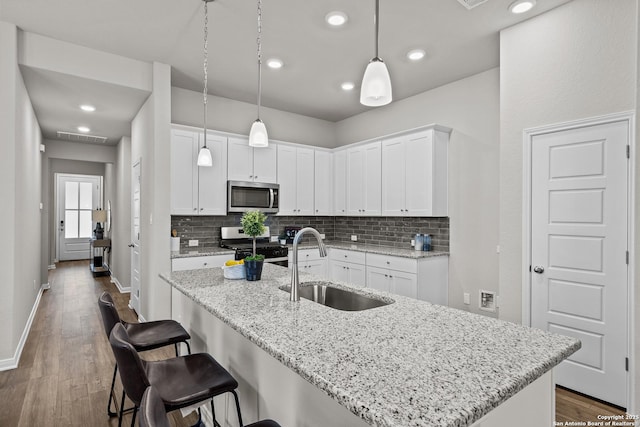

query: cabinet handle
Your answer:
[254,176,258,179]
[193,208,197,211]
[386,261,390,265]
[249,175,253,179]
[200,208,204,211]
[384,274,388,278]
[203,262,208,266]
[316,209,318,212]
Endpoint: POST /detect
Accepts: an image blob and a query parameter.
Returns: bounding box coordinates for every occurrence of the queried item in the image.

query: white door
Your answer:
[530,120,629,407]
[228,137,254,182]
[296,147,315,216]
[170,129,198,215]
[197,132,228,215]
[130,160,141,313]
[381,137,406,216]
[363,141,382,215]
[347,146,364,215]
[57,174,101,261]
[333,150,347,215]
[277,145,297,215]
[314,150,333,216]
[253,143,278,184]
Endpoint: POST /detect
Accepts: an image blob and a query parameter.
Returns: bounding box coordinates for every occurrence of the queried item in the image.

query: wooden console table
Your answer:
[90,238,111,275]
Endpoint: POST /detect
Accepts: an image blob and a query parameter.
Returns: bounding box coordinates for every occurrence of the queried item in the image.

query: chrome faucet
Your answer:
[290,227,327,302]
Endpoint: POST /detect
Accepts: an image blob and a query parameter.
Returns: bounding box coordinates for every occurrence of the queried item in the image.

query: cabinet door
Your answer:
[170,129,198,215]
[381,137,406,216]
[306,259,327,277]
[405,130,433,216]
[347,146,364,215]
[363,141,382,215]
[253,143,278,183]
[314,150,333,215]
[333,150,347,215]
[198,133,228,215]
[367,266,390,292]
[276,145,298,215]
[330,260,351,283]
[227,137,254,182]
[390,270,417,299]
[296,147,315,215]
[348,263,367,287]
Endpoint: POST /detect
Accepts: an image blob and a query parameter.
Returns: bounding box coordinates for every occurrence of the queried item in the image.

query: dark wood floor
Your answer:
[0,261,628,426]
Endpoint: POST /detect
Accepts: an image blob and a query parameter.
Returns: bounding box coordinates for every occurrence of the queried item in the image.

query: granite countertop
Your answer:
[160,264,580,427]
[296,241,449,259]
[170,247,235,259]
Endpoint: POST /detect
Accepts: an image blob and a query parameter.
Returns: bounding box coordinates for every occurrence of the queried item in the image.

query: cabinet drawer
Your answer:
[366,253,417,274]
[329,248,366,265]
[171,255,229,271]
[298,248,325,262]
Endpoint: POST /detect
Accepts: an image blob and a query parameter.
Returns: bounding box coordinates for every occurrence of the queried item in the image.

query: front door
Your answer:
[530,119,629,407]
[57,174,102,261]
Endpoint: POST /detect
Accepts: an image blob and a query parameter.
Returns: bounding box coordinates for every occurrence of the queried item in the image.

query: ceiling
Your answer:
[1,0,571,144]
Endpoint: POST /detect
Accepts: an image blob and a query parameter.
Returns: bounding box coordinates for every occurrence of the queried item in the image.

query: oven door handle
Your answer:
[264,256,288,263]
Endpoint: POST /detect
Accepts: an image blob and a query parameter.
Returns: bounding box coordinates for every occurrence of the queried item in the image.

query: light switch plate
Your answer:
[188,240,198,247]
[350,235,358,242]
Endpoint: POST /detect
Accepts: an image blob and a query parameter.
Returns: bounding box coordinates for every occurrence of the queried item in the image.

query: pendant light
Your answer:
[197,0,214,167]
[360,0,392,107]
[248,0,269,148]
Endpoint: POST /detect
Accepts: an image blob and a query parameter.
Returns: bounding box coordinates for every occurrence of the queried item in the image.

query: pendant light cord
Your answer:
[374,0,379,59]
[203,0,210,148]
[256,0,263,120]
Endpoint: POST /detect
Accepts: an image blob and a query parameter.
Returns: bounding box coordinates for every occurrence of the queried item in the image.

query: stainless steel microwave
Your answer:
[227,181,279,213]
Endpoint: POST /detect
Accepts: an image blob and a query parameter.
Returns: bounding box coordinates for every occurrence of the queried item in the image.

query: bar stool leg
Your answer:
[118,390,126,427]
[231,390,244,427]
[130,406,138,427]
[107,364,118,417]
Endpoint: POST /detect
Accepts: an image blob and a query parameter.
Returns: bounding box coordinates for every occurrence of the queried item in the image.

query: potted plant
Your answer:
[240,210,267,281]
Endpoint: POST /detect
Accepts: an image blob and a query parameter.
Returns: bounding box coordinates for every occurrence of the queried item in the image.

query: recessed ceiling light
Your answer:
[341,82,355,91]
[509,0,536,14]
[325,11,348,27]
[407,49,426,61]
[77,126,90,133]
[80,104,96,112]
[266,58,283,69]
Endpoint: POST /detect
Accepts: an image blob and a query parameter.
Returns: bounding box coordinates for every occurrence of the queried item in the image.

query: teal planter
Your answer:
[244,260,264,281]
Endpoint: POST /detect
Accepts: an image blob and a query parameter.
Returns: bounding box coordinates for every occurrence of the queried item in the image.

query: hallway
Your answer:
[0,261,196,426]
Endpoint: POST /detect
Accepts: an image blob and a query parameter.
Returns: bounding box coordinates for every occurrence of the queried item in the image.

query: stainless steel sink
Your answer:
[280,281,393,311]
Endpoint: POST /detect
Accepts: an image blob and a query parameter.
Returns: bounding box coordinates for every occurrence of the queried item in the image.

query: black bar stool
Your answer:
[98,291,191,417]
[140,386,282,427]
[109,323,244,427]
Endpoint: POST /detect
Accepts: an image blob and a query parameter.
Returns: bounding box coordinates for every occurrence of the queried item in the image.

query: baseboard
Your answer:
[110,275,131,293]
[48,264,56,270]
[137,313,147,323]
[0,287,44,371]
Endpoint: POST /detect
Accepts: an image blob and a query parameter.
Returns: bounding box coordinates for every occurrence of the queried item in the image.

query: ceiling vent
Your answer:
[456,0,490,10]
[57,131,108,144]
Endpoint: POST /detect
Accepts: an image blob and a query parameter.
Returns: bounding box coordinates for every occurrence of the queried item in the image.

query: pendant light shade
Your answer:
[197,146,213,167]
[360,0,392,107]
[249,119,269,147]
[360,57,392,106]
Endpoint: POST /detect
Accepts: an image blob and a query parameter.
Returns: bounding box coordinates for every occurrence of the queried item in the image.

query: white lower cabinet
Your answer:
[330,260,366,287]
[366,266,417,299]
[288,248,328,277]
[171,255,230,271]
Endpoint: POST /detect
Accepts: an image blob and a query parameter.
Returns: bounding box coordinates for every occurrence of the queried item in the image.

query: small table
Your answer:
[90,238,111,276]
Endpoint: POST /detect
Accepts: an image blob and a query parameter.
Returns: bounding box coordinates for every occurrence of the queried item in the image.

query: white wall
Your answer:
[110,136,132,290]
[0,21,43,364]
[132,63,172,321]
[335,68,500,316]
[172,87,336,148]
[499,0,637,324]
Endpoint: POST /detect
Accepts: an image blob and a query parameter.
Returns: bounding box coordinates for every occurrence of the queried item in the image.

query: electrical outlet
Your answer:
[479,290,497,312]
[188,240,199,247]
[270,236,278,242]
[351,235,358,242]
[463,293,470,305]
[320,233,326,239]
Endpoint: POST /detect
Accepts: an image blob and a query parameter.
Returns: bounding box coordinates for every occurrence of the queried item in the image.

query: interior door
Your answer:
[130,160,141,314]
[530,120,629,407]
[57,174,101,261]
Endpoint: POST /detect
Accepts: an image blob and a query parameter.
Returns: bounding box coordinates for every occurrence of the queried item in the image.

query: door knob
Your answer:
[533,266,545,274]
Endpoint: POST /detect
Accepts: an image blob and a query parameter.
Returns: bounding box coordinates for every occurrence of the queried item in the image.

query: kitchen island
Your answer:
[160,264,579,427]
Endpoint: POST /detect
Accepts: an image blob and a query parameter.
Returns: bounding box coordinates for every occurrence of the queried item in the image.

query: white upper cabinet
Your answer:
[347,141,381,216]
[228,136,277,183]
[277,144,315,215]
[314,150,333,215]
[382,127,449,216]
[333,149,347,215]
[170,127,227,216]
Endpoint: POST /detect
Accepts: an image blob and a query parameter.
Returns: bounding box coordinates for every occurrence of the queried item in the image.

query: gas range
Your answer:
[220,227,288,265]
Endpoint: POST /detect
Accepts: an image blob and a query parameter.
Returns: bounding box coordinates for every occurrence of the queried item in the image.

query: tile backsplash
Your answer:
[171,215,449,252]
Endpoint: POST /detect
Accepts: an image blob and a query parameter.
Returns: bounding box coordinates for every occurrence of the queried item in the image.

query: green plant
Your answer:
[244,254,265,262]
[240,210,267,257]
